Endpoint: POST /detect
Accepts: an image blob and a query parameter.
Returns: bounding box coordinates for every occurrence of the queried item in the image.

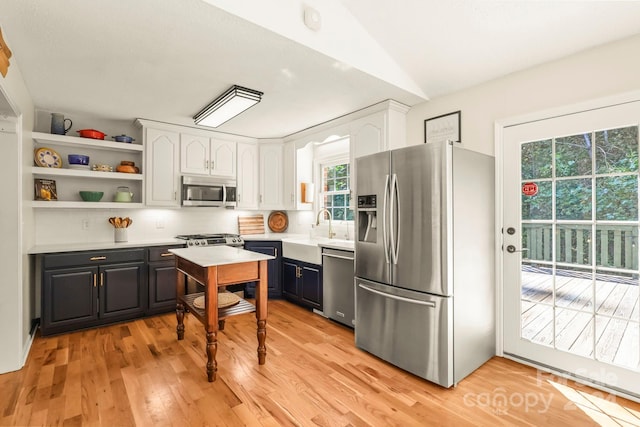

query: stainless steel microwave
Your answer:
[181,176,237,207]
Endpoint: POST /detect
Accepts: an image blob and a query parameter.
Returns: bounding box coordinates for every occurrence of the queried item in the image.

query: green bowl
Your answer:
[79,191,104,202]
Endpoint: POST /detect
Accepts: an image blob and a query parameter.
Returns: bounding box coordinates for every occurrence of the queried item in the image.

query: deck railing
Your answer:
[523,223,638,270]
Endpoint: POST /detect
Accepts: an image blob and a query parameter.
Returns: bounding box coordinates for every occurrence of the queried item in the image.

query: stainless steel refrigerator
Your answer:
[354,141,495,388]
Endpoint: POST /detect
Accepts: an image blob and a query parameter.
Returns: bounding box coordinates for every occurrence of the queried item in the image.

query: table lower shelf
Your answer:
[178,292,256,325]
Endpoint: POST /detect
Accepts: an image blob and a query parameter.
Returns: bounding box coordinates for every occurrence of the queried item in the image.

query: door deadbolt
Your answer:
[506,245,528,253]
[506,227,516,235]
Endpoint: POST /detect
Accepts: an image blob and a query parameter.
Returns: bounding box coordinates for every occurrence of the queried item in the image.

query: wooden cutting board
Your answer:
[238,215,264,235]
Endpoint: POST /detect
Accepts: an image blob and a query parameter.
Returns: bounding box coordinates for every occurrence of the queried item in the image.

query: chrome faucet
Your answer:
[316,208,336,239]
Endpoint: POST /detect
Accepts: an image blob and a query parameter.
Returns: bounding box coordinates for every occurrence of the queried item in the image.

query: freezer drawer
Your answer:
[355,278,453,387]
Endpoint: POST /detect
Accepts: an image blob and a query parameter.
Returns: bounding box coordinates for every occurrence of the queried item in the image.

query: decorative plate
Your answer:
[34,147,62,168]
[268,210,289,233]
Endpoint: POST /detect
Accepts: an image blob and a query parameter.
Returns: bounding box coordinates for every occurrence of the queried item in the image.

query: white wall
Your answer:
[0,56,35,373]
[406,34,640,156]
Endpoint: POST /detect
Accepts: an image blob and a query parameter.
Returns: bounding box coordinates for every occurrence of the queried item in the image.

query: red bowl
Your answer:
[76,129,106,140]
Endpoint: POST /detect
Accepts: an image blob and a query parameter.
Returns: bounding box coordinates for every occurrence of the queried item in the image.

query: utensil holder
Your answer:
[114,228,128,242]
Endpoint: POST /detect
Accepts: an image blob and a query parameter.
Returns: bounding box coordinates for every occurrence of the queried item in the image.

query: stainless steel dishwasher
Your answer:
[322,247,355,327]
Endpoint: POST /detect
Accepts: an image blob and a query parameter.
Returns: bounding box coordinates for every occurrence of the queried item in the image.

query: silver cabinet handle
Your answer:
[358,284,436,307]
[204,160,208,170]
[211,160,214,170]
[274,248,278,257]
[322,253,354,261]
[89,256,106,261]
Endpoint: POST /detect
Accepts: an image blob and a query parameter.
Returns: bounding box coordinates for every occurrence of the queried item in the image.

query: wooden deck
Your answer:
[521,266,640,369]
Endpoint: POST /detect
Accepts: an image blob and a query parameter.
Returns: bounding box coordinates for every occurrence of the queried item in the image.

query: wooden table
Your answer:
[169,246,274,382]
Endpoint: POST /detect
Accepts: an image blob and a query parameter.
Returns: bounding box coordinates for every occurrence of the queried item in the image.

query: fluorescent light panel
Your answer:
[194,85,263,128]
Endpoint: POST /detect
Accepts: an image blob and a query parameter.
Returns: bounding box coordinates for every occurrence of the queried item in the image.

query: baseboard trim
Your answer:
[21,319,39,367]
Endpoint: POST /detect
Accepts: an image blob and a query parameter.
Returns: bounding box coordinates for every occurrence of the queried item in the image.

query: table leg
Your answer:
[176,302,185,340]
[176,267,186,340]
[205,266,219,382]
[206,330,217,382]
[256,260,268,364]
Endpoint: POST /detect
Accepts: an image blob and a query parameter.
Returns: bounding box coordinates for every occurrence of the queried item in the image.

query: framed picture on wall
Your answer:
[424,110,461,144]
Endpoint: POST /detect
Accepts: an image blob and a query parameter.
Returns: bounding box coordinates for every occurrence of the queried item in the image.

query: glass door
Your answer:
[503,101,640,396]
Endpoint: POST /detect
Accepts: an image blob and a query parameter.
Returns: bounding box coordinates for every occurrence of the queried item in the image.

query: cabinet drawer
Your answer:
[148,245,183,262]
[44,248,146,269]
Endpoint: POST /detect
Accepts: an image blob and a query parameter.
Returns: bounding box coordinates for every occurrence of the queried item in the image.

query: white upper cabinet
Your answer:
[145,127,180,207]
[282,141,296,210]
[237,142,259,209]
[210,139,236,178]
[180,134,236,178]
[349,101,409,161]
[348,102,409,207]
[259,143,284,210]
[349,111,386,162]
[180,133,209,175]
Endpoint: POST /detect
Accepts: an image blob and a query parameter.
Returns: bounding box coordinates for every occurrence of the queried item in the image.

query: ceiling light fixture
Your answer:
[193,85,263,128]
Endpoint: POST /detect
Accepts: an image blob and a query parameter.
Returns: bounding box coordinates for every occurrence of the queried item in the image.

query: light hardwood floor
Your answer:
[2,300,640,426]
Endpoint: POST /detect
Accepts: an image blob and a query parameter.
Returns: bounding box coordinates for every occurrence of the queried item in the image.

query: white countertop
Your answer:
[29,238,185,254]
[319,240,355,251]
[242,233,307,241]
[244,233,355,251]
[169,245,275,267]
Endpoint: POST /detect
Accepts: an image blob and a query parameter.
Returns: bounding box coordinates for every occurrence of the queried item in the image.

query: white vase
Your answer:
[114,228,128,242]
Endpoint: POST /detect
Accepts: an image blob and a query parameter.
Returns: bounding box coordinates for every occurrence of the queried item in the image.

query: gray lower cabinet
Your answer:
[282,257,322,310]
[147,245,183,314]
[243,240,282,298]
[41,248,148,336]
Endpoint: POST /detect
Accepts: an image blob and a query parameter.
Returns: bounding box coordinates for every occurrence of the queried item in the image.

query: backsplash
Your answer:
[33,208,353,246]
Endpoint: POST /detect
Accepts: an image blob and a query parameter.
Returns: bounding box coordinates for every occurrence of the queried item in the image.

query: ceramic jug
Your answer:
[50,113,72,135]
[114,186,133,202]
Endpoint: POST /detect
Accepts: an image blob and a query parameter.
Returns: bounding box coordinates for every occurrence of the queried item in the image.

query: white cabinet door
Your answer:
[259,143,283,209]
[180,133,209,175]
[210,139,236,178]
[349,112,387,209]
[350,111,386,162]
[145,128,180,206]
[237,142,259,209]
[282,141,296,210]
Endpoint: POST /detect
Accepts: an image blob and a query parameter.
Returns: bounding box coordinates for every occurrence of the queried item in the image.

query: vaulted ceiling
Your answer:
[2,0,640,138]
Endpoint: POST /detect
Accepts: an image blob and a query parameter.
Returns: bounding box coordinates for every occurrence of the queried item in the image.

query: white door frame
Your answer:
[495,89,640,359]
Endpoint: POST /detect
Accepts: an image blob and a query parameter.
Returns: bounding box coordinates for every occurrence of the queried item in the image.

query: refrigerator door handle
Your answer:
[358,284,437,308]
[382,174,390,264]
[390,173,400,264]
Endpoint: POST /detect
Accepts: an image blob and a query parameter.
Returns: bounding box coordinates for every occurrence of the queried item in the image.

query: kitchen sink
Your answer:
[281,237,353,264]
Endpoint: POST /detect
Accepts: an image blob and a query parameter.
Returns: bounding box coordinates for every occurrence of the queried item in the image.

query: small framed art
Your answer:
[35,178,58,201]
[424,110,461,144]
